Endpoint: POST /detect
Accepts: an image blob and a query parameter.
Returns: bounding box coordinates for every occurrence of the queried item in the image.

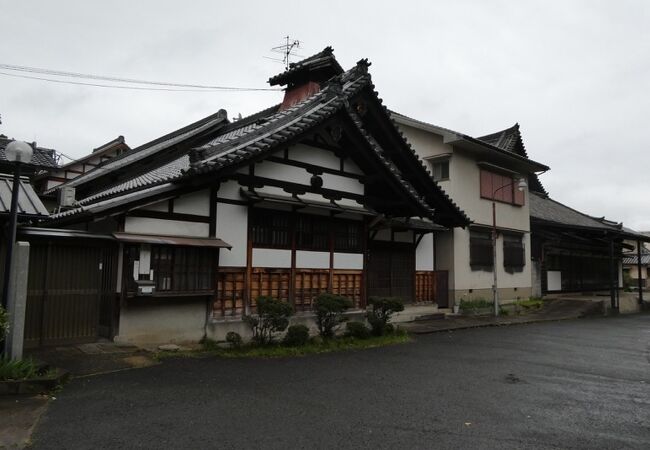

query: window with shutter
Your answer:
[470,230,493,270]
[503,233,525,270]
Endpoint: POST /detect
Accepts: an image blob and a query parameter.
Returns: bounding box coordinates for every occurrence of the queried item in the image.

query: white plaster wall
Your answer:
[434,231,455,290]
[218,180,243,200]
[124,216,209,237]
[216,202,247,267]
[333,253,364,270]
[296,251,329,269]
[452,227,532,292]
[252,248,292,268]
[343,158,363,175]
[288,143,341,170]
[139,200,168,212]
[416,233,434,271]
[115,300,206,344]
[174,189,209,215]
[321,173,364,195]
[254,159,311,185]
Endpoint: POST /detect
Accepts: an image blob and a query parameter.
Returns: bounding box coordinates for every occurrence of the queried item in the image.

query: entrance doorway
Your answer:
[366,241,415,302]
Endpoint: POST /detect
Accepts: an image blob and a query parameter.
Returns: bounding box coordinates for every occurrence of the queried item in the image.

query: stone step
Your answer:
[414,312,446,322]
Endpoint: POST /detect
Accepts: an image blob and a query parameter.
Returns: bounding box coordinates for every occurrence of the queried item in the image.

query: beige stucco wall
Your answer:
[399,122,533,302]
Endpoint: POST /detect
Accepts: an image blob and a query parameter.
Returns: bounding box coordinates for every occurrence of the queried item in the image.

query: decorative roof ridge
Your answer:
[268,46,344,87]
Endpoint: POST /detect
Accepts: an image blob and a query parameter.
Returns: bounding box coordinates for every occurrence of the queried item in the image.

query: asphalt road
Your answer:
[32,315,650,449]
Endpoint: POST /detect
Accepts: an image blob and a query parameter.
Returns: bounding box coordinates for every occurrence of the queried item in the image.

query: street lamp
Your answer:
[491,177,527,317]
[2,141,33,313]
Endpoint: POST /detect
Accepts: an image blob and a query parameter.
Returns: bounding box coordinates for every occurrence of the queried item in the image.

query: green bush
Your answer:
[366,297,404,336]
[313,293,353,339]
[345,321,371,339]
[0,306,8,341]
[225,332,243,348]
[282,325,310,347]
[0,356,40,381]
[244,296,293,345]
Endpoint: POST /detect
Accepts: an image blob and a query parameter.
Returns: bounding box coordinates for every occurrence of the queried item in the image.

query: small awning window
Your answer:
[113,232,231,249]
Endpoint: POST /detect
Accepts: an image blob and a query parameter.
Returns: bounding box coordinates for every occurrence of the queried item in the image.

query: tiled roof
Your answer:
[529,192,618,231]
[478,124,523,155]
[78,155,189,205]
[0,174,49,217]
[477,124,548,195]
[622,248,650,265]
[189,62,461,221]
[50,52,469,227]
[0,138,58,169]
[50,110,228,193]
[268,46,344,87]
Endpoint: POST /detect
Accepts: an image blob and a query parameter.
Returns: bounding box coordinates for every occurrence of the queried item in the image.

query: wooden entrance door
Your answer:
[367,241,415,302]
[24,242,117,348]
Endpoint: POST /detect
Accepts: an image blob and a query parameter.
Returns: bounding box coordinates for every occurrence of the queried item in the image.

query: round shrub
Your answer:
[225,331,242,348]
[313,293,353,339]
[345,321,371,339]
[283,324,310,347]
[367,297,404,336]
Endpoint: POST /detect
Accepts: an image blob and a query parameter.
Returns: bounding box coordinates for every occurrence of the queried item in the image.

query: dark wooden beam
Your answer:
[127,209,211,224]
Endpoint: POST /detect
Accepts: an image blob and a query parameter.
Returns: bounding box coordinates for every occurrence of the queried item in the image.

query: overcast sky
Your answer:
[1,1,648,229]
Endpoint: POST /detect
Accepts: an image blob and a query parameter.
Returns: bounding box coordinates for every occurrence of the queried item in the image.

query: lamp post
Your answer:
[491,177,527,317]
[2,141,33,314]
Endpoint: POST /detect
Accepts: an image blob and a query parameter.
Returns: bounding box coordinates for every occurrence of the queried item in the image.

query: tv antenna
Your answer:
[266,36,303,70]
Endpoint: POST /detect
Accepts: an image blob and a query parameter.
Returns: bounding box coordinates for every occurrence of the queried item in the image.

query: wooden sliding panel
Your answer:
[415,271,435,303]
[214,268,245,318]
[331,270,363,308]
[294,269,329,312]
[249,268,291,313]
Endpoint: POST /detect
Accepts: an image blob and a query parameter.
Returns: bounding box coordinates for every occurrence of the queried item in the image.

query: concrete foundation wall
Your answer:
[115,299,208,344]
[452,287,533,304]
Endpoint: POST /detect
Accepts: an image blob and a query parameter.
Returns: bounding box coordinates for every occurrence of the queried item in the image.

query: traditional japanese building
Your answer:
[29,48,469,345]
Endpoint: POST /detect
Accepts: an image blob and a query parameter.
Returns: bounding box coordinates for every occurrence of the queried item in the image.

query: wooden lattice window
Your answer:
[250,209,291,249]
[332,219,363,252]
[296,215,329,251]
[151,246,216,292]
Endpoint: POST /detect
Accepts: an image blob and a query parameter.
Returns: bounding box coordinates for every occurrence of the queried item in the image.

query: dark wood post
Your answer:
[637,240,644,305]
[609,238,616,311]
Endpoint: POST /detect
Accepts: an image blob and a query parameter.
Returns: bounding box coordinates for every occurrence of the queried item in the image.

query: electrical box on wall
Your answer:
[135,279,156,296]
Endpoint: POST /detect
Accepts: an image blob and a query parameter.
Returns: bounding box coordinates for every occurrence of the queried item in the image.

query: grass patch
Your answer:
[155,331,411,360]
[514,298,544,310]
[459,299,493,312]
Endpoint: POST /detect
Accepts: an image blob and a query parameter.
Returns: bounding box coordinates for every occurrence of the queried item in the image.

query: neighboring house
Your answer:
[622,242,650,289]
[0,138,55,297]
[392,116,548,305]
[34,135,130,210]
[25,48,470,346]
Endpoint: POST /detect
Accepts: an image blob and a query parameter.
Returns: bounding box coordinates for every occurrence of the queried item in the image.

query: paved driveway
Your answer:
[32,315,650,449]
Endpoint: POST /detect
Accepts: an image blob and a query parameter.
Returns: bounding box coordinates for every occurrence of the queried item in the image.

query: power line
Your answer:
[0,63,281,92]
